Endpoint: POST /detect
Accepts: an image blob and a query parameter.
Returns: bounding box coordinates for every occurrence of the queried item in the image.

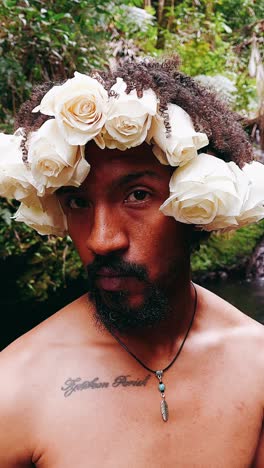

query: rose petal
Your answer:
[0,132,38,202]
[160,153,250,231]
[147,104,209,166]
[13,195,67,236]
[97,80,158,150]
[33,73,109,145]
[27,120,90,191]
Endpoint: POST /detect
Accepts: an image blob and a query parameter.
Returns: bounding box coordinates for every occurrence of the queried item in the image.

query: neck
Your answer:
[109,274,197,371]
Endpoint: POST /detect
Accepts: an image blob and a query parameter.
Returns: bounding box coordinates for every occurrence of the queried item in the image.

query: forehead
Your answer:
[84,142,172,185]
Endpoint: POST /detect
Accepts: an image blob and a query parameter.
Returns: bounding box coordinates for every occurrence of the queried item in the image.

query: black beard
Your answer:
[86,254,169,335]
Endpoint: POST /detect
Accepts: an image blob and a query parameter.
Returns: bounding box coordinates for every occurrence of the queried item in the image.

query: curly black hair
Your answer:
[15,55,254,168]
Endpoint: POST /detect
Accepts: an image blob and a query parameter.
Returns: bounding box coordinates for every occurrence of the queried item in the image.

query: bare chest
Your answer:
[33,368,261,468]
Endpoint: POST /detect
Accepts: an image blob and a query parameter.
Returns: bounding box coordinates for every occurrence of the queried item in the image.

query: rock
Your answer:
[246,238,264,278]
[219,271,228,280]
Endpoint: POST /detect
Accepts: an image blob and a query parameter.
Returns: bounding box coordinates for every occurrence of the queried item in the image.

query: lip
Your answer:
[95,275,130,291]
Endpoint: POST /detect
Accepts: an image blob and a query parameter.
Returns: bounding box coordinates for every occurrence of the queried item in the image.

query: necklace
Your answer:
[109,282,197,422]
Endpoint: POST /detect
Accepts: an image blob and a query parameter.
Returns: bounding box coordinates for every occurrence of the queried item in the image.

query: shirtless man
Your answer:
[0,57,264,467]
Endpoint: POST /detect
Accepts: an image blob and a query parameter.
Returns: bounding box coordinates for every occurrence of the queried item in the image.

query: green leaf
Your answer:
[0,208,12,226]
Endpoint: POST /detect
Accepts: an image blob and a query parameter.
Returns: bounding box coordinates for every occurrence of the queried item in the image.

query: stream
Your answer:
[200,278,264,324]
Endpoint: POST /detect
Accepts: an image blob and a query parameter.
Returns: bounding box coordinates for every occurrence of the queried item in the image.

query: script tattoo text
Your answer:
[61,375,151,397]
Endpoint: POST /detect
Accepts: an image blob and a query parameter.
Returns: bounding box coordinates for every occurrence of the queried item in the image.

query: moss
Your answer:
[191,220,264,274]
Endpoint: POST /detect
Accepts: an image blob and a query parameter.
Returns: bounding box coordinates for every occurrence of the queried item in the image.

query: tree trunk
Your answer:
[156,0,174,50]
[167,0,174,30]
[143,0,152,7]
[157,0,165,24]
[205,1,215,48]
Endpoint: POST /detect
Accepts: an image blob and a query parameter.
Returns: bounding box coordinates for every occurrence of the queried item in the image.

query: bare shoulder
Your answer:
[1,293,93,365]
[196,283,264,374]
[0,293,93,410]
[0,293,98,424]
[0,293,93,428]
[196,284,264,466]
[0,294,96,463]
[0,294,93,466]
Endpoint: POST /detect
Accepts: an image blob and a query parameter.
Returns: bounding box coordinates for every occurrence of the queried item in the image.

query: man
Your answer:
[0,57,264,467]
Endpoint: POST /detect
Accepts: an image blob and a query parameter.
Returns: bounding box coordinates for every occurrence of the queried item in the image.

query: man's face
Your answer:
[58,142,191,333]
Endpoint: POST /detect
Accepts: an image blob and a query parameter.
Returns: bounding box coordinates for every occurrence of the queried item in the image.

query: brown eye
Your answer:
[126,190,150,203]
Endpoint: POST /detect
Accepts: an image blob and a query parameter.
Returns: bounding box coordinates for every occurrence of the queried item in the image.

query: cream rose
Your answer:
[33,72,109,145]
[160,153,249,231]
[146,104,209,167]
[95,78,157,151]
[28,119,90,194]
[237,160,264,227]
[13,194,67,236]
[0,132,37,203]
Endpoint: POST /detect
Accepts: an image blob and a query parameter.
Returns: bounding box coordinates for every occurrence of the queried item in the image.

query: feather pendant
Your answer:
[160,399,169,422]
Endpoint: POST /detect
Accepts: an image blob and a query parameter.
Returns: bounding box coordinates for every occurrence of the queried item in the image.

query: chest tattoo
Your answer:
[61,374,151,397]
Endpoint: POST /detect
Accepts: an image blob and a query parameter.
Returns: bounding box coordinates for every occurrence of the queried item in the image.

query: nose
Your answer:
[85,204,129,256]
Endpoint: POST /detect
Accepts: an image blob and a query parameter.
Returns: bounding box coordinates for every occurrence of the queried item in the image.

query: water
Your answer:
[200,278,264,324]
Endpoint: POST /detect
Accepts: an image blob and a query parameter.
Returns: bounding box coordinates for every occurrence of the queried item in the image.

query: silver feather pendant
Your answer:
[161,398,169,422]
[155,370,169,422]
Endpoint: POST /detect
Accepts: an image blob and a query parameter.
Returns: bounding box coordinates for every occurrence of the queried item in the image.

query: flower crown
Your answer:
[0,71,264,236]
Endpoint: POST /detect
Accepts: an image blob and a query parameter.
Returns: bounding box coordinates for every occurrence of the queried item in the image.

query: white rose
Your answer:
[33,72,109,145]
[28,119,90,193]
[160,153,249,231]
[0,132,37,202]
[147,103,209,167]
[95,78,158,151]
[237,160,264,227]
[13,194,67,236]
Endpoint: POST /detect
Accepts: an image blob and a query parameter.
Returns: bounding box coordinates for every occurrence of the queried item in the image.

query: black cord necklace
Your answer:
[109,282,198,422]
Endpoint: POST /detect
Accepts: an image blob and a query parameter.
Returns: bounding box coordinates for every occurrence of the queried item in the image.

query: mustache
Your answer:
[85,254,148,282]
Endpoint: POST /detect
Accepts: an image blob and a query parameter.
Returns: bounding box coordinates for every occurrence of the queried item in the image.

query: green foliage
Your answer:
[172,3,233,75]
[0,198,85,302]
[141,0,263,113]
[214,0,264,32]
[16,237,85,302]
[234,72,257,114]
[191,220,264,274]
[0,0,130,130]
[1,0,262,127]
